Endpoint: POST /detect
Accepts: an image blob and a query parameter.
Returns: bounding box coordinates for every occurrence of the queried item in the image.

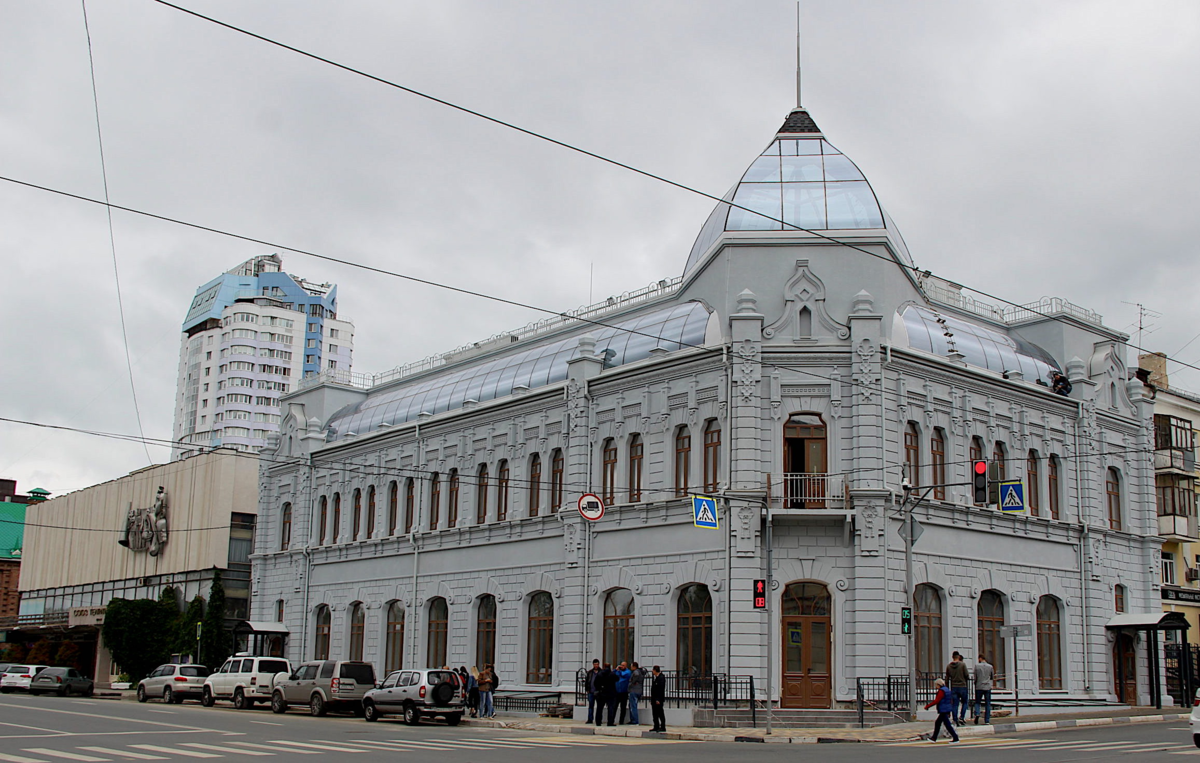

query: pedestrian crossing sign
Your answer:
[692,495,719,529]
[999,480,1025,512]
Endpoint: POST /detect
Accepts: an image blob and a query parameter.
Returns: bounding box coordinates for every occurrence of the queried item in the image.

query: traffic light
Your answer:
[901,606,912,635]
[753,579,767,610]
[972,460,989,504]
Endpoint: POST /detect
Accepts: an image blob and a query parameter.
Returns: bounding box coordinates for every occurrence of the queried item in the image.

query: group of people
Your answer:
[453,664,499,719]
[584,659,668,732]
[924,651,996,743]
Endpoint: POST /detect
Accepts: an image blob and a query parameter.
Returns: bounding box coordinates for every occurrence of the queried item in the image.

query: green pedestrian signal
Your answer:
[901,606,912,635]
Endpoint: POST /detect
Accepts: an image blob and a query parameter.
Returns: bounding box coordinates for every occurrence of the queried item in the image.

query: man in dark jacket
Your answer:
[585,659,601,723]
[945,651,970,724]
[594,664,616,727]
[613,661,632,725]
[649,665,667,732]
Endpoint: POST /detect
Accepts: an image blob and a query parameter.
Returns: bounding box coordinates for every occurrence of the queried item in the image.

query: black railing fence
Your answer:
[492,691,562,713]
[575,669,753,710]
[1165,643,1200,706]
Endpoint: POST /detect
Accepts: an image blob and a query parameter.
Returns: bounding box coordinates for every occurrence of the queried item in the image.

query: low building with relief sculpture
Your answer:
[252,106,1165,718]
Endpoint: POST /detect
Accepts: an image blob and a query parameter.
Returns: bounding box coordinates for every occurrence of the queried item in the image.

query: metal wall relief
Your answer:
[118,486,169,556]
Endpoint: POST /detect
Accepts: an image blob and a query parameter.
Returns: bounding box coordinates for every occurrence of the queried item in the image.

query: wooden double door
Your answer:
[1113,633,1138,705]
[780,582,832,708]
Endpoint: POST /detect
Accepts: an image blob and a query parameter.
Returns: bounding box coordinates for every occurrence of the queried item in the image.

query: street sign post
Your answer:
[1001,623,1034,714]
[691,495,719,529]
[578,494,605,522]
[999,481,1025,513]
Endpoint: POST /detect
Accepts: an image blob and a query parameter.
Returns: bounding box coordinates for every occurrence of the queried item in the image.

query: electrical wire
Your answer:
[81,0,153,464]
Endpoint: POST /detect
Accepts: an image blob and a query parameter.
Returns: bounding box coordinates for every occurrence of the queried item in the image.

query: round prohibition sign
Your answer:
[578,493,605,521]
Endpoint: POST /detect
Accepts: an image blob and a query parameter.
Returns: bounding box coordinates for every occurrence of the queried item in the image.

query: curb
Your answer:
[955,712,1189,739]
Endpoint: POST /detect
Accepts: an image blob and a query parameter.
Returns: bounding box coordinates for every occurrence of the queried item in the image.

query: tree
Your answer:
[0,642,26,662]
[54,642,82,674]
[102,598,176,682]
[176,595,205,658]
[199,570,232,670]
[26,638,54,665]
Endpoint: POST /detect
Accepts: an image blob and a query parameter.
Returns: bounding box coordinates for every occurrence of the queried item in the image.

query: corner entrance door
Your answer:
[780,582,832,708]
[783,413,827,508]
[1114,633,1138,705]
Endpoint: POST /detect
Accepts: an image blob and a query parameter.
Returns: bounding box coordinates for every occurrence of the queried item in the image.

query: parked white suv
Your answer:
[0,665,50,693]
[1191,687,1200,748]
[202,655,291,709]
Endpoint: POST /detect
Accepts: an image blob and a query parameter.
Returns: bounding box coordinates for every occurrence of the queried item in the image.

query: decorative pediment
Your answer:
[762,260,850,343]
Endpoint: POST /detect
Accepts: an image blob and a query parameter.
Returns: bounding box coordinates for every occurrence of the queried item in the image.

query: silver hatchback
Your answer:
[138,664,210,704]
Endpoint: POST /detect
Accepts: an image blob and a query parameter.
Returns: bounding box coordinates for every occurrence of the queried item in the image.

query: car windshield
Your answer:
[257,660,288,675]
[338,663,375,684]
[7,666,29,673]
[179,666,209,677]
[427,670,457,685]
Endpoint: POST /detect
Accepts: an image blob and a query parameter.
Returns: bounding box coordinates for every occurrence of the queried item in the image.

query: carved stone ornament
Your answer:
[761,260,850,341]
[118,486,169,556]
[854,338,879,400]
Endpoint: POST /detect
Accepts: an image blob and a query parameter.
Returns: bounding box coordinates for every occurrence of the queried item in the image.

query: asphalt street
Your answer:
[0,692,1194,762]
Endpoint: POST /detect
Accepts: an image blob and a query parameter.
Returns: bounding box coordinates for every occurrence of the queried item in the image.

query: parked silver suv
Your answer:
[270,660,376,717]
[138,664,210,704]
[362,669,464,725]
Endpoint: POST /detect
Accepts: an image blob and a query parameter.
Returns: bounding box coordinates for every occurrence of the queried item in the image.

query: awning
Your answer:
[1105,611,1190,630]
[233,620,289,635]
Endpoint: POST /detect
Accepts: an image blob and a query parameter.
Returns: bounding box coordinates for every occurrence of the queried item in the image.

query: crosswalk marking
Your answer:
[353,738,550,751]
[509,737,612,746]
[128,746,218,760]
[338,741,460,751]
[268,741,363,754]
[225,744,316,756]
[0,754,50,763]
[77,749,166,761]
[180,745,273,757]
[23,751,109,762]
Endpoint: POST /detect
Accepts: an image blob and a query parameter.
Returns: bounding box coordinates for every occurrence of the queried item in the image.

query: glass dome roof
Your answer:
[326,301,712,440]
[683,109,912,276]
[896,305,1061,383]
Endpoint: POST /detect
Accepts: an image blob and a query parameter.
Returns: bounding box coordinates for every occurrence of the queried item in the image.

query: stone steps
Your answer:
[695,707,903,729]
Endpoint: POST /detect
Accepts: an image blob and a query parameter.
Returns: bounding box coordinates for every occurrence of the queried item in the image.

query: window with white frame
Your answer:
[1163,551,1177,585]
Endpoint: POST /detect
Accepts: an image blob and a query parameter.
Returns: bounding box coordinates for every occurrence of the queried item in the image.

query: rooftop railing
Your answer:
[920,276,1104,328]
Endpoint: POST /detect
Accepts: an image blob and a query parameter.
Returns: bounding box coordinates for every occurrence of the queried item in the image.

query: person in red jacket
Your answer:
[923,678,960,743]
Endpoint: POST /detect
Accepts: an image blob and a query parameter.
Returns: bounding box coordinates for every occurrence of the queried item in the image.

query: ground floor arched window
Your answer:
[527,592,554,684]
[677,584,712,676]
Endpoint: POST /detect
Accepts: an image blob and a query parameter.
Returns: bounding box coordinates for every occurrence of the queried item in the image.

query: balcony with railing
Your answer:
[770,473,848,510]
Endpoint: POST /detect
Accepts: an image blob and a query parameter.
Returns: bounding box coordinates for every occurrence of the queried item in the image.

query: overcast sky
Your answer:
[2,0,1199,495]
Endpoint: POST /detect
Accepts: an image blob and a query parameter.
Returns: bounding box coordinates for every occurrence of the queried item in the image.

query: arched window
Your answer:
[1114,584,1126,613]
[977,590,1006,688]
[1048,455,1061,520]
[404,478,416,533]
[603,588,635,666]
[476,594,497,667]
[314,605,331,660]
[280,502,292,551]
[601,439,617,504]
[677,584,713,676]
[385,601,405,672]
[352,489,362,541]
[429,473,441,530]
[529,454,542,517]
[993,442,1007,481]
[628,434,643,502]
[914,584,943,676]
[969,437,984,463]
[476,465,489,524]
[387,481,399,535]
[1027,451,1040,517]
[781,581,831,615]
[527,592,554,684]
[931,428,946,500]
[448,470,460,528]
[366,485,376,539]
[675,426,691,497]
[318,496,328,545]
[1036,596,1062,689]
[497,460,510,521]
[703,421,721,494]
[1107,468,1122,531]
[551,449,564,512]
[348,602,365,661]
[904,422,920,487]
[331,493,341,543]
[427,597,448,667]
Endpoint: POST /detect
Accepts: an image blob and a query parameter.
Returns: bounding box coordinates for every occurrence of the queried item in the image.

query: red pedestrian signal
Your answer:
[972,460,989,504]
[753,579,767,610]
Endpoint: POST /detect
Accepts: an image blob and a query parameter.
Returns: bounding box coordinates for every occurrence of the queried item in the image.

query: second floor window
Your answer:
[601,439,617,504]
[703,422,721,494]
[675,427,691,497]
[628,435,643,502]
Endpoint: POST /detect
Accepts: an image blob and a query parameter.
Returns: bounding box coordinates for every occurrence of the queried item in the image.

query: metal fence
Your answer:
[575,669,753,709]
[1165,643,1200,706]
[492,691,562,713]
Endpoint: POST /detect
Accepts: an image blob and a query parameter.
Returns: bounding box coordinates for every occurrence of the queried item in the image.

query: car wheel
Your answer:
[403,703,421,726]
[309,693,327,717]
[1194,734,1200,750]
[83,685,93,698]
[57,686,67,697]
[271,692,288,714]
[233,689,248,710]
[162,687,173,705]
[363,701,379,723]
[137,685,148,703]
[201,687,215,707]
[445,713,462,726]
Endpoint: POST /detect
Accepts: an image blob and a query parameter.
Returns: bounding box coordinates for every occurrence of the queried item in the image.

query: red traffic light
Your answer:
[974,460,988,475]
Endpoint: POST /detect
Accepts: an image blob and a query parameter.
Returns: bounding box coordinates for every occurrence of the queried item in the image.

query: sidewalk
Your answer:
[465,706,1192,744]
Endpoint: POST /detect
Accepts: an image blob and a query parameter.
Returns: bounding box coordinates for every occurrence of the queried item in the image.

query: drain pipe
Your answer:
[1072,400,1092,693]
[410,422,423,669]
[300,454,315,662]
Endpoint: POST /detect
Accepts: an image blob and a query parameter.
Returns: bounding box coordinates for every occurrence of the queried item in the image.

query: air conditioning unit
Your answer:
[1186,568,1199,583]
[136,576,150,587]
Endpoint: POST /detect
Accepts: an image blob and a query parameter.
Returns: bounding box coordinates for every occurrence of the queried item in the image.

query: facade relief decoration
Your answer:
[118,486,169,556]
[761,260,850,342]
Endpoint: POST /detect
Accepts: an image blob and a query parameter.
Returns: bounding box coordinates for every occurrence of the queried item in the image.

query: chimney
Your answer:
[1139,352,1169,389]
